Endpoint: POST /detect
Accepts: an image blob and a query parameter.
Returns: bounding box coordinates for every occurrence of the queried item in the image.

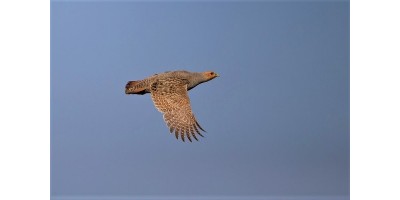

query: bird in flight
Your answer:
[125,70,219,142]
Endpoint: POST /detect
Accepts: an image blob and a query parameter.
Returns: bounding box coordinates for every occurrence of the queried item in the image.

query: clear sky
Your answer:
[51,0,349,199]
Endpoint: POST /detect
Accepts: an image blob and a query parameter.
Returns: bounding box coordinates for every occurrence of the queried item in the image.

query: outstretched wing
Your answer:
[150,78,206,142]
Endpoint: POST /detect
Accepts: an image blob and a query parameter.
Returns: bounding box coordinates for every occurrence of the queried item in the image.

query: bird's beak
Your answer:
[215,73,220,77]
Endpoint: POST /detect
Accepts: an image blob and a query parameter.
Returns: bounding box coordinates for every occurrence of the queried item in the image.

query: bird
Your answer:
[125,70,219,142]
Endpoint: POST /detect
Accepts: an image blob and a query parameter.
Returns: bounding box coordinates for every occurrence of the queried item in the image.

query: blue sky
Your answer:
[51,0,349,198]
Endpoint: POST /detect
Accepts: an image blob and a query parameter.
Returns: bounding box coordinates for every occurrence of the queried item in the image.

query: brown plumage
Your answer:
[125,70,219,142]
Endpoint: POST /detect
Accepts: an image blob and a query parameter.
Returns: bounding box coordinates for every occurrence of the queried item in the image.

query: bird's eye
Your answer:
[210,72,214,75]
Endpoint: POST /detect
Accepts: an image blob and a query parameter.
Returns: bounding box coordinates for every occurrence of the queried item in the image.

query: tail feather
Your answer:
[125,80,146,95]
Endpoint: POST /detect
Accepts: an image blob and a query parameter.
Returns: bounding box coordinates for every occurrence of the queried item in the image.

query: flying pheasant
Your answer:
[125,70,219,142]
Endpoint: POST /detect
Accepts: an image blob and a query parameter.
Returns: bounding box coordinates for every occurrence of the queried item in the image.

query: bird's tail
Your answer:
[125,80,147,95]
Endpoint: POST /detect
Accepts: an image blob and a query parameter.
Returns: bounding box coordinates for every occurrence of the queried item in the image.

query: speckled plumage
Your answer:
[125,70,219,142]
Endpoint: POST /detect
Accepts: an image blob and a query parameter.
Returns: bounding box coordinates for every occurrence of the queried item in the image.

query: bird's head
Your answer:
[202,71,219,81]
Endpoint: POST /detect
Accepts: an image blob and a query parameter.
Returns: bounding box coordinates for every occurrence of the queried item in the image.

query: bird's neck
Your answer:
[188,73,208,90]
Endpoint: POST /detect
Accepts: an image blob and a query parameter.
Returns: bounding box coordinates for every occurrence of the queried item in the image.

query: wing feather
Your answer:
[150,78,206,142]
